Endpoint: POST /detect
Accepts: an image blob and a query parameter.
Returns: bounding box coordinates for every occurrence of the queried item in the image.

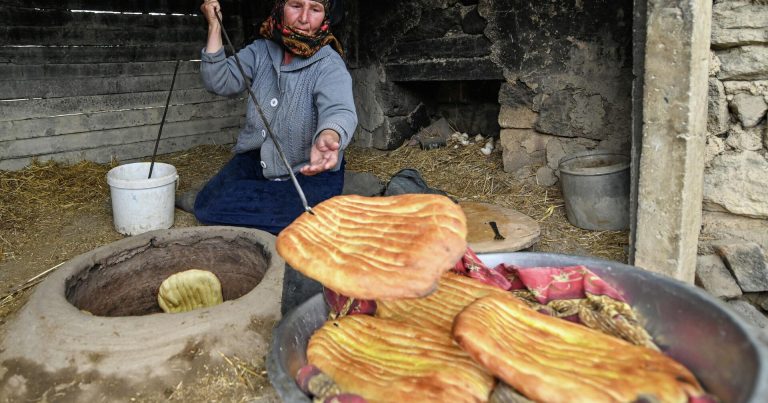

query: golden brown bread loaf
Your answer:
[276,194,467,300]
[307,314,494,403]
[376,272,507,331]
[452,293,705,403]
[157,269,223,313]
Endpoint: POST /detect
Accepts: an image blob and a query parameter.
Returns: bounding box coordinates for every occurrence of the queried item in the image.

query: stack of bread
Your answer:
[276,194,707,402]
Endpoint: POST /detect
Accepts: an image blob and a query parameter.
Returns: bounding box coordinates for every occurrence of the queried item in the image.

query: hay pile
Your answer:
[0,141,627,274]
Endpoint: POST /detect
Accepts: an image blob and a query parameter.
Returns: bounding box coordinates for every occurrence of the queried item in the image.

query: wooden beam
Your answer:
[0,130,238,171]
[0,44,203,64]
[0,99,245,141]
[384,57,503,82]
[0,88,226,121]
[0,60,199,81]
[0,116,243,159]
[386,35,492,61]
[0,72,205,99]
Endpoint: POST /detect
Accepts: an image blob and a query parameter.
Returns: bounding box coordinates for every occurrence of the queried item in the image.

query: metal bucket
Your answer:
[559,150,630,230]
[266,252,768,403]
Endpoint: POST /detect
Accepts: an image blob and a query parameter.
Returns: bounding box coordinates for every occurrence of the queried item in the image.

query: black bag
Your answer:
[383,168,449,197]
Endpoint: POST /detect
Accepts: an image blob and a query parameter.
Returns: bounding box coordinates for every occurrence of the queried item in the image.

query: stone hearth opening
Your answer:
[395,80,502,140]
[349,0,635,187]
[65,237,269,317]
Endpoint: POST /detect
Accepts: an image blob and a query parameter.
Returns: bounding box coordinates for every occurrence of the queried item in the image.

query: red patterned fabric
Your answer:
[452,248,626,303]
[323,287,376,319]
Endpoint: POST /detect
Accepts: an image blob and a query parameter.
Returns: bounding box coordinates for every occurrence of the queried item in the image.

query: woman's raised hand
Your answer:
[201,0,223,53]
[200,0,222,28]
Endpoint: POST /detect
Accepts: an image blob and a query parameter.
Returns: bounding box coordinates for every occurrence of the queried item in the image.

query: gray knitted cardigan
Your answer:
[200,40,357,179]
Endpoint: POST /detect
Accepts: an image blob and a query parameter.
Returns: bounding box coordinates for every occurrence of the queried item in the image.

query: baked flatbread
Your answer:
[376,272,506,331]
[308,315,494,403]
[453,294,705,403]
[276,194,467,300]
[157,269,223,313]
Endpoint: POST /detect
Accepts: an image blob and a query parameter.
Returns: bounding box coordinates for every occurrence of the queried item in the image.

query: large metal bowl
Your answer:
[267,252,768,402]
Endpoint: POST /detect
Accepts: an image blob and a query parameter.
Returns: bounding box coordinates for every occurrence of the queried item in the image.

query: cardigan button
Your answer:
[270,98,278,107]
[260,161,267,169]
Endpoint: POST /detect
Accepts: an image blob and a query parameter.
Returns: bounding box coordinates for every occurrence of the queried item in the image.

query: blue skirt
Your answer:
[194,149,345,234]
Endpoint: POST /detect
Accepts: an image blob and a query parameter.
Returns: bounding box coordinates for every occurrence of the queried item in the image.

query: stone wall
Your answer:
[697,0,768,329]
[349,0,635,158]
[487,0,635,185]
[350,0,505,150]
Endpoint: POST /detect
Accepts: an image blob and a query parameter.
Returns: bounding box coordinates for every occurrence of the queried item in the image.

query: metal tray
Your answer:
[267,252,768,402]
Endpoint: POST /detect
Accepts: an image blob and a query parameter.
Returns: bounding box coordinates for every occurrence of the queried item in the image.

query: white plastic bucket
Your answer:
[106,162,179,236]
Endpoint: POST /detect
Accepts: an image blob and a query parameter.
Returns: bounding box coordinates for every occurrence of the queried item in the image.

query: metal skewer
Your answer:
[215,13,314,215]
[148,59,181,179]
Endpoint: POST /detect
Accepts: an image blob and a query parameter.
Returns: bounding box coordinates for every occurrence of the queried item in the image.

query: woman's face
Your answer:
[283,0,326,36]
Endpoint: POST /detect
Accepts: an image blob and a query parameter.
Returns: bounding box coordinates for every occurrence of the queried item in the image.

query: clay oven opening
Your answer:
[65,236,270,317]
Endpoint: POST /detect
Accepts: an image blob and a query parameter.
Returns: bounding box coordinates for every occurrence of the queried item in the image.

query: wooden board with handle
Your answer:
[460,201,540,253]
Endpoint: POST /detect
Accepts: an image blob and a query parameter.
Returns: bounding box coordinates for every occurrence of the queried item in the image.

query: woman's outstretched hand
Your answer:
[301,130,341,176]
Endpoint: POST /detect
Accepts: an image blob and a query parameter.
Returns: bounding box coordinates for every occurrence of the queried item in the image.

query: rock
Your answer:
[722,80,768,98]
[351,66,385,142]
[498,105,538,129]
[417,117,455,142]
[765,121,768,149]
[545,136,598,170]
[711,2,768,49]
[499,129,547,173]
[704,135,726,166]
[461,6,486,35]
[536,89,610,141]
[709,51,721,77]
[535,166,558,186]
[597,136,631,154]
[708,78,730,135]
[377,81,423,117]
[498,82,535,108]
[402,7,461,41]
[342,171,385,197]
[763,123,768,148]
[729,93,767,128]
[717,45,768,81]
[372,116,410,150]
[703,151,768,218]
[744,293,768,312]
[726,122,765,151]
[727,299,768,329]
[699,211,768,256]
[714,242,768,293]
[695,254,743,299]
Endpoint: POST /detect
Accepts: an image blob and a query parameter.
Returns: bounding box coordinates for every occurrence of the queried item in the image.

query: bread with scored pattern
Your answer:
[307,314,494,402]
[452,293,705,403]
[376,272,506,331]
[276,194,467,300]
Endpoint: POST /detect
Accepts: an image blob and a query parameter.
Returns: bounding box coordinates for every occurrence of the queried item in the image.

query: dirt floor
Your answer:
[0,140,629,400]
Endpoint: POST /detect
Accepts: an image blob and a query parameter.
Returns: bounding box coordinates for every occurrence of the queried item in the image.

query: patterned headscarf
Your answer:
[259,0,344,58]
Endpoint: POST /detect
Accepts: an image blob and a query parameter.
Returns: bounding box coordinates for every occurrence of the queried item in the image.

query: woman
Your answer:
[198,0,357,314]
[196,0,357,235]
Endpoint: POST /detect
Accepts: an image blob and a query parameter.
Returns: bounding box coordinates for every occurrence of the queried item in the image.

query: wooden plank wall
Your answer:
[0,0,246,171]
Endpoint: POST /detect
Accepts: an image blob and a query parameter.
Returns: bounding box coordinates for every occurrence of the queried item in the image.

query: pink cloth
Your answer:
[452,248,626,304]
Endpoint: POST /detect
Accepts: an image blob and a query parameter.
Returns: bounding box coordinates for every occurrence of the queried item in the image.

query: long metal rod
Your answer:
[148,59,181,179]
[215,13,314,215]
